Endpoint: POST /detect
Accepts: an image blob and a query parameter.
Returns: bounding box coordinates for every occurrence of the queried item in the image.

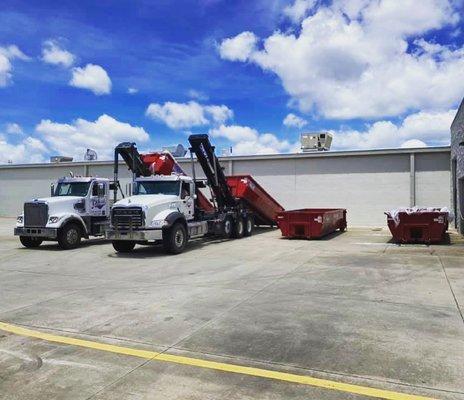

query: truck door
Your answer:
[88,181,108,217]
[180,181,194,221]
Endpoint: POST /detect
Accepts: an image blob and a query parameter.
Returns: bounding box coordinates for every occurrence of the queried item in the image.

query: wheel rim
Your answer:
[174,229,184,247]
[225,220,232,234]
[237,220,244,235]
[67,228,78,244]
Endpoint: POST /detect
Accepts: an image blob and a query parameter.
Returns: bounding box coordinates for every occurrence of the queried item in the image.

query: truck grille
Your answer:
[112,207,144,230]
[24,202,48,227]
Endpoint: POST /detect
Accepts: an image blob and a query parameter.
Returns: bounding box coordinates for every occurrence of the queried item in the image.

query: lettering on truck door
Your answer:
[89,181,107,217]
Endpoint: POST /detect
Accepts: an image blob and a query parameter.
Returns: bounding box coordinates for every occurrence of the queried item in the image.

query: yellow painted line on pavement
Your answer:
[0,321,437,400]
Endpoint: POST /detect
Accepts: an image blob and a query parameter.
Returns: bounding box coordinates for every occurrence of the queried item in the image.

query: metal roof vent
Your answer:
[162,144,187,157]
[50,156,73,163]
[84,148,98,161]
[300,132,333,152]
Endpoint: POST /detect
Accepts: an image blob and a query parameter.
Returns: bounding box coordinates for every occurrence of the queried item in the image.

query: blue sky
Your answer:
[0,0,463,163]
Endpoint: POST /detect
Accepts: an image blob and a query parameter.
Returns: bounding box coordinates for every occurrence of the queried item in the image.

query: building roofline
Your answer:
[0,146,451,169]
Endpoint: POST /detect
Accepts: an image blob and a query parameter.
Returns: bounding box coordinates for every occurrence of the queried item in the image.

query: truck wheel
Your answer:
[58,223,82,249]
[222,216,234,239]
[112,240,136,253]
[163,223,187,254]
[244,215,254,237]
[19,236,43,248]
[233,217,245,238]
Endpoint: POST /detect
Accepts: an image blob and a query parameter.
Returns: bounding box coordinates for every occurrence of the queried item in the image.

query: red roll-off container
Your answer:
[385,209,449,244]
[226,175,284,225]
[276,208,347,239]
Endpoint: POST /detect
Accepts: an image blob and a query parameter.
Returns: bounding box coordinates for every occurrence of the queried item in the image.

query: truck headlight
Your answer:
[48,216,61,224]
[16,216,23,223]
[151,219,168,228]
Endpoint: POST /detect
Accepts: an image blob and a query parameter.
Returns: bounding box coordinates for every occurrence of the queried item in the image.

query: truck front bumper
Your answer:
[106,228,163,242]
[14,227,58,239]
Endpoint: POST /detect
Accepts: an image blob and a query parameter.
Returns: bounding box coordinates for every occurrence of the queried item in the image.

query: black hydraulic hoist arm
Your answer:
[188,134,236,211]
[113,142,152,202]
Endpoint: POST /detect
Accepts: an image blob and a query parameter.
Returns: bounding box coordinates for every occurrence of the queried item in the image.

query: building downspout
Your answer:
[410,153,416,207]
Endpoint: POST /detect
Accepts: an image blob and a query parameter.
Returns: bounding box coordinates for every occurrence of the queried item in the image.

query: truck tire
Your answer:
[244,215,254,237]
[163,222,187,254]
[112,240,136,253]
[19,236,43,248]
[58,222,82,249]
[233,217,245,238]
[222,216,234,239]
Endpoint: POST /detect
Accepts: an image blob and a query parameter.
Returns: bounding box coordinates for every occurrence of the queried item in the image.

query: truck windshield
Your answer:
[54,182,91,197]
[134,181,180,195]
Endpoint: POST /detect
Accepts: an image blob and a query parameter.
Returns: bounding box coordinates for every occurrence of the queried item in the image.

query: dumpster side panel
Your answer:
[226,175,284,225]
[386,211,448,244]
[277,208,347,239]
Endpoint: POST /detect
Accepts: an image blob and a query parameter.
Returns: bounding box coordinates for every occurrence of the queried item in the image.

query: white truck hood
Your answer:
[36,196,83,205]
[32,196,84,215]
[114,194,178,208]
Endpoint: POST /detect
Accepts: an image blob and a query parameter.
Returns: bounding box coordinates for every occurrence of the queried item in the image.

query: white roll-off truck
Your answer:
[106,135,264,254]
[14,176,115,249]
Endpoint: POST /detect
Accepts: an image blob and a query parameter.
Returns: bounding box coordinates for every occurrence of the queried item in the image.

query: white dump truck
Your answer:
[106,135,283,254]
[14,176,114,249]
[107,173,214,254]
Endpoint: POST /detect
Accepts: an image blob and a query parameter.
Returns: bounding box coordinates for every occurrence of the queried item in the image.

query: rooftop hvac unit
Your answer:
[84,148,98,161]
[300,132,333,152]
[162,144,187,157]
[50,156,73,163]
[221,147,232,157]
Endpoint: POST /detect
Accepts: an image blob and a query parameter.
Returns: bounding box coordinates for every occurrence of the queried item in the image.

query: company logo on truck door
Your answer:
[90,197,106,213]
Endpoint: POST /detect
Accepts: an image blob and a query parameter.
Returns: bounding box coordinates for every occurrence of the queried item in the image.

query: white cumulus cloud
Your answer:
[0,45,29,87]
[219,31,258,62]
[283,0,316,23]
[146,101,233,129]
[400,139,427,148]
[35,114,149,160]
[0,136,48,164]
[220,0,464,119]
[69,64,112,95]
[209,124,299,155]
[41,40,75,68]
[128,87,138,94]
[283,113,308,128]
[187,89,209,101]
[5,123,23,135]
[331,109,455,150]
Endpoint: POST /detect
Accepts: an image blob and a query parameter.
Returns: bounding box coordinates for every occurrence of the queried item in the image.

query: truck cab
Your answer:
[107,174,202,254]
[15,176,112,249]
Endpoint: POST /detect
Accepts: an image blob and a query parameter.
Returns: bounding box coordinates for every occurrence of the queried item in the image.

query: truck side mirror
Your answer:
[50,183,55,197]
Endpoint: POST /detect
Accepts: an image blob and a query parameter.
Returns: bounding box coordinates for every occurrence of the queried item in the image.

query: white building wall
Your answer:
[415,153,451,208]
[0,148,450,227]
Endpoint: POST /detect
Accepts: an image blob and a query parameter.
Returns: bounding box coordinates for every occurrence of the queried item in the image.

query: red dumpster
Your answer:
[385,208,449,244]
[276,208,347,239]
[226,175,284,225]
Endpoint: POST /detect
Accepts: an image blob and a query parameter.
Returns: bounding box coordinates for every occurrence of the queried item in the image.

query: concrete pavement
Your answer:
[0,217,463,399]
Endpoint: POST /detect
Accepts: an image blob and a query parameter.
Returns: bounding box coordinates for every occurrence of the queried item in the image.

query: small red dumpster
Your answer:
[276,208,347,239]
[385,208,450,244]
